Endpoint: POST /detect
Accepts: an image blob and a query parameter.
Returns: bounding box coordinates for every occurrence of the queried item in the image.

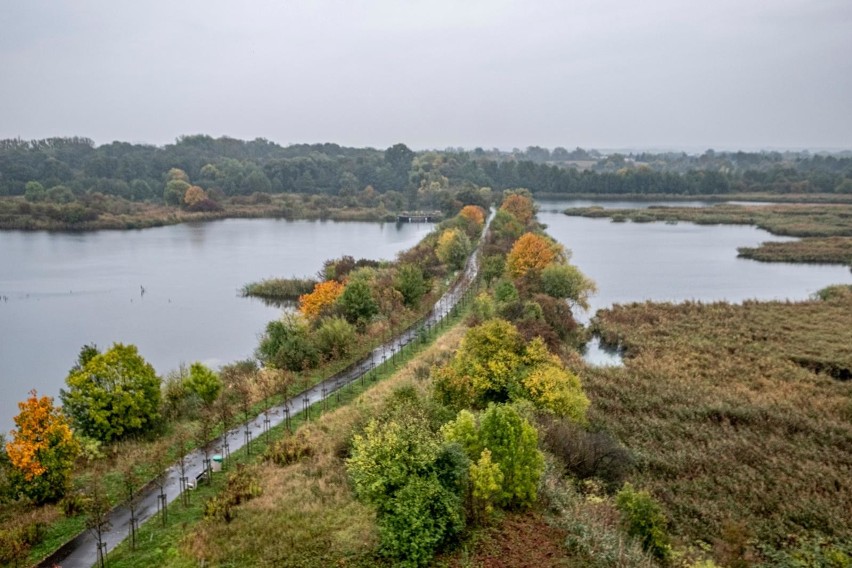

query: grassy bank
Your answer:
[582,295,852,563]
[0,194,397,231]
[565,203,852,266]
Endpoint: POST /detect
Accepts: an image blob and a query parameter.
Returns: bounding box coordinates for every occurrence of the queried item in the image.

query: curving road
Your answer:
[42,210,492,568]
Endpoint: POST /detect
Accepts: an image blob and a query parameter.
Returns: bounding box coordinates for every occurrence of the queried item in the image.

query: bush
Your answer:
[616,483,672,563]
[266,430,313,466]
[539,416,633,489]
[204,464,262,523]
[315,316,357,360]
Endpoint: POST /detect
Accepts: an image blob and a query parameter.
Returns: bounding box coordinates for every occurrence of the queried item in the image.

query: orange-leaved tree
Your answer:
[299,279,345,319]
[459,205,485,227]
[6,390,79,503]
[499,193,535,225]
[505,232,564,279]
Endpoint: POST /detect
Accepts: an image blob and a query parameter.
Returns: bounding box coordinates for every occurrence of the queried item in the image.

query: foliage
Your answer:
[61,343,162,443]
[338,279,379,325]
[314,316,357,360]
[500,193,536,225]
[459,204,486,226]
[394,263,429,307]
[347,415,466,566]
[435,227,472,271]
[616,483,672,563]
[505,232,563,279]
[541,263,596,308]
[257,315,319,372]
[521,358,589,422]
[433,319,526,408]
[24,181,46,202]
[442,404,544,509]
[298,279,344,319]
[184,362,222,406]
[378,476,464,568]
[5,391,79,503]
[469,448,503,522]
[433,319,589,419]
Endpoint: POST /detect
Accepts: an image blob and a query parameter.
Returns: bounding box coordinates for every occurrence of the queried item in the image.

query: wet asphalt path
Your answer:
[43,211,490,568]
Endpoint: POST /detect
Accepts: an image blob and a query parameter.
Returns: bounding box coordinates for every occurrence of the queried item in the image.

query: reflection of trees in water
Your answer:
[254,298,297,310]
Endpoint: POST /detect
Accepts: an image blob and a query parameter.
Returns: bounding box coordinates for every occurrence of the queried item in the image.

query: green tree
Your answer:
[469,448,503,523]
[257,315,319,372]
[541,263,596,309]
[163,179,190,206]
[24,181,46,202]
[184,362,222,407]
[442,404,544,509]
[338,279,378,325]
[476,404,543,508]
[61,343,162,442]
[347,417,465,567]
[5,390,79,503]
[394,264,429,308]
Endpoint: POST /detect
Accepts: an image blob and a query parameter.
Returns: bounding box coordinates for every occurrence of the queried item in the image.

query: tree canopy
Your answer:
[61,343,162,442]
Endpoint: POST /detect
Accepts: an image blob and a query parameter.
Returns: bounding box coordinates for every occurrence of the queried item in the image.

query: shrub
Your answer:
[204,464,262,523]
[539,416,633,489]
[315,316,356,360]
[616,483,672,563]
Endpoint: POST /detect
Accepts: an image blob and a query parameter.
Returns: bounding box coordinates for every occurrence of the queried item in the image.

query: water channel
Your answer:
[537,199,852,364]
[0,219,434,434]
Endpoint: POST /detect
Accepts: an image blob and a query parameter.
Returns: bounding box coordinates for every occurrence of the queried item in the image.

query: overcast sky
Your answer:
[1,0,850,151]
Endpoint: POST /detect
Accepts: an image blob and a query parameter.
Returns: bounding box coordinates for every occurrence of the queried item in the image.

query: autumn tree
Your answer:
[459,204,485,227]
[183,185,208,209]
[435,228,472,271]
[61,343,162,443]
[499,193,536,225]
[505,232,564,279]
[298,279,344,319]
[5,390,78,503]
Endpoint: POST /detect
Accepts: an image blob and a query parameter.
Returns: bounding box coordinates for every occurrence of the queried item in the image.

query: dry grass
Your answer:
[181,326,467,567]
[582,296,852,561]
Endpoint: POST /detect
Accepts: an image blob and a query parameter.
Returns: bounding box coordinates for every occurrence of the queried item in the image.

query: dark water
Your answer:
[537,201,852,365]
[0,219,434,433]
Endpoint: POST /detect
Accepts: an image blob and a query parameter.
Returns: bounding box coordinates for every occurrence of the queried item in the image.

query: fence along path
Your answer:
[43,209,492,568]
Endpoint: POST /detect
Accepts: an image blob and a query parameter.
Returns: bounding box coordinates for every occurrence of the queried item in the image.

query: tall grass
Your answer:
[582,295,852,563]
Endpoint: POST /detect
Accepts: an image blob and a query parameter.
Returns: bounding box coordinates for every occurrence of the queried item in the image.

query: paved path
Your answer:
[43,211,491,568]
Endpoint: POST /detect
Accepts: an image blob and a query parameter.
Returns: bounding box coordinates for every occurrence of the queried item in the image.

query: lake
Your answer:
[537,200,852,363]
[0,219,434,434]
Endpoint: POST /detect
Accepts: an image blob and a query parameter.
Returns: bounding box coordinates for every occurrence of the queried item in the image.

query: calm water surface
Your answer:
[0,219,434,433]
[537,200,852,363]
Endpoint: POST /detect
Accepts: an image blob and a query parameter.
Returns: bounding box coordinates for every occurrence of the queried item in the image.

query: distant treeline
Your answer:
[1,136,851,203]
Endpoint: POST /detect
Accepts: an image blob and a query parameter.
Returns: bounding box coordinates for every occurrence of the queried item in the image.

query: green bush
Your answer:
[315,316,356,360]
[615,483,672,563]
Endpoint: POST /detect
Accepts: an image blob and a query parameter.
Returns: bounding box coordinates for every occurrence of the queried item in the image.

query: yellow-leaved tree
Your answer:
[298,279,345,319]
[499,193,536,225]
[6,390,79,503]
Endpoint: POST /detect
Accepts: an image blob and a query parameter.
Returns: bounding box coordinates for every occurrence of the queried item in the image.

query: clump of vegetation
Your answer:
[240,277,317,302]
[738,236,852,266]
